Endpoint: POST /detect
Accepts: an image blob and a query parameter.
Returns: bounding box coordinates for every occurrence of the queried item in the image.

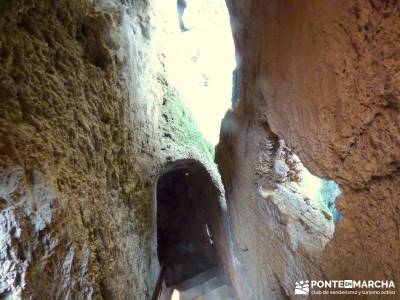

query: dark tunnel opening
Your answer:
[156,163,221,288]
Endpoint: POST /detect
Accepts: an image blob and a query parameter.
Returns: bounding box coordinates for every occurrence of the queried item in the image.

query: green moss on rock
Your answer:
[158,75,215,164]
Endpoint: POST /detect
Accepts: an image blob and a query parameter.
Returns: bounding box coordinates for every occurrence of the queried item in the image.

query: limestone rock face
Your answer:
[0,0,162,298]
[216,112,334,299]
[218,0,400,297]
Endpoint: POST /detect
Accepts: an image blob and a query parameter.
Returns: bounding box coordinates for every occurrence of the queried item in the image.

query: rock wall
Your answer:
[0,1,158,298]
[216,112,334,299]
[0,0,225,298]
[218,0,400,298]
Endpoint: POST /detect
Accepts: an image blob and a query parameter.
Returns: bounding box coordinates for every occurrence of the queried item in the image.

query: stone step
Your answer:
[180,276,234,300]
[204,284,234,300]
[176,267,220,291]
[180,276,222,300]
[176,267,236,300]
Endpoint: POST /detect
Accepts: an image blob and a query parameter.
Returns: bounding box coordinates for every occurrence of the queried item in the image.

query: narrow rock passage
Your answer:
[1,0,397,299]
[155,160,235,299]
[157,168,218,286]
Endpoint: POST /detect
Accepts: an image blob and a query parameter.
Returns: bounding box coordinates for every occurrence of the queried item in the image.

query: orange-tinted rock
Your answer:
[218,0,400,297]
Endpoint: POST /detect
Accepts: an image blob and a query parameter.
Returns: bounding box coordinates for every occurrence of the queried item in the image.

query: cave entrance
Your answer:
[156,161,220,287]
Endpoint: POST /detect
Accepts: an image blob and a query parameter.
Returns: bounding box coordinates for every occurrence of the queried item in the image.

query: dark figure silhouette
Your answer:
[177,0,189,32]
[231,68,239,106]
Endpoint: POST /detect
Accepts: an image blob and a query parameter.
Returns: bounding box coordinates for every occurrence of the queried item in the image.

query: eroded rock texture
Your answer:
[0,0,160,298]
[219,0,400,298]
[217,112,334,299]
